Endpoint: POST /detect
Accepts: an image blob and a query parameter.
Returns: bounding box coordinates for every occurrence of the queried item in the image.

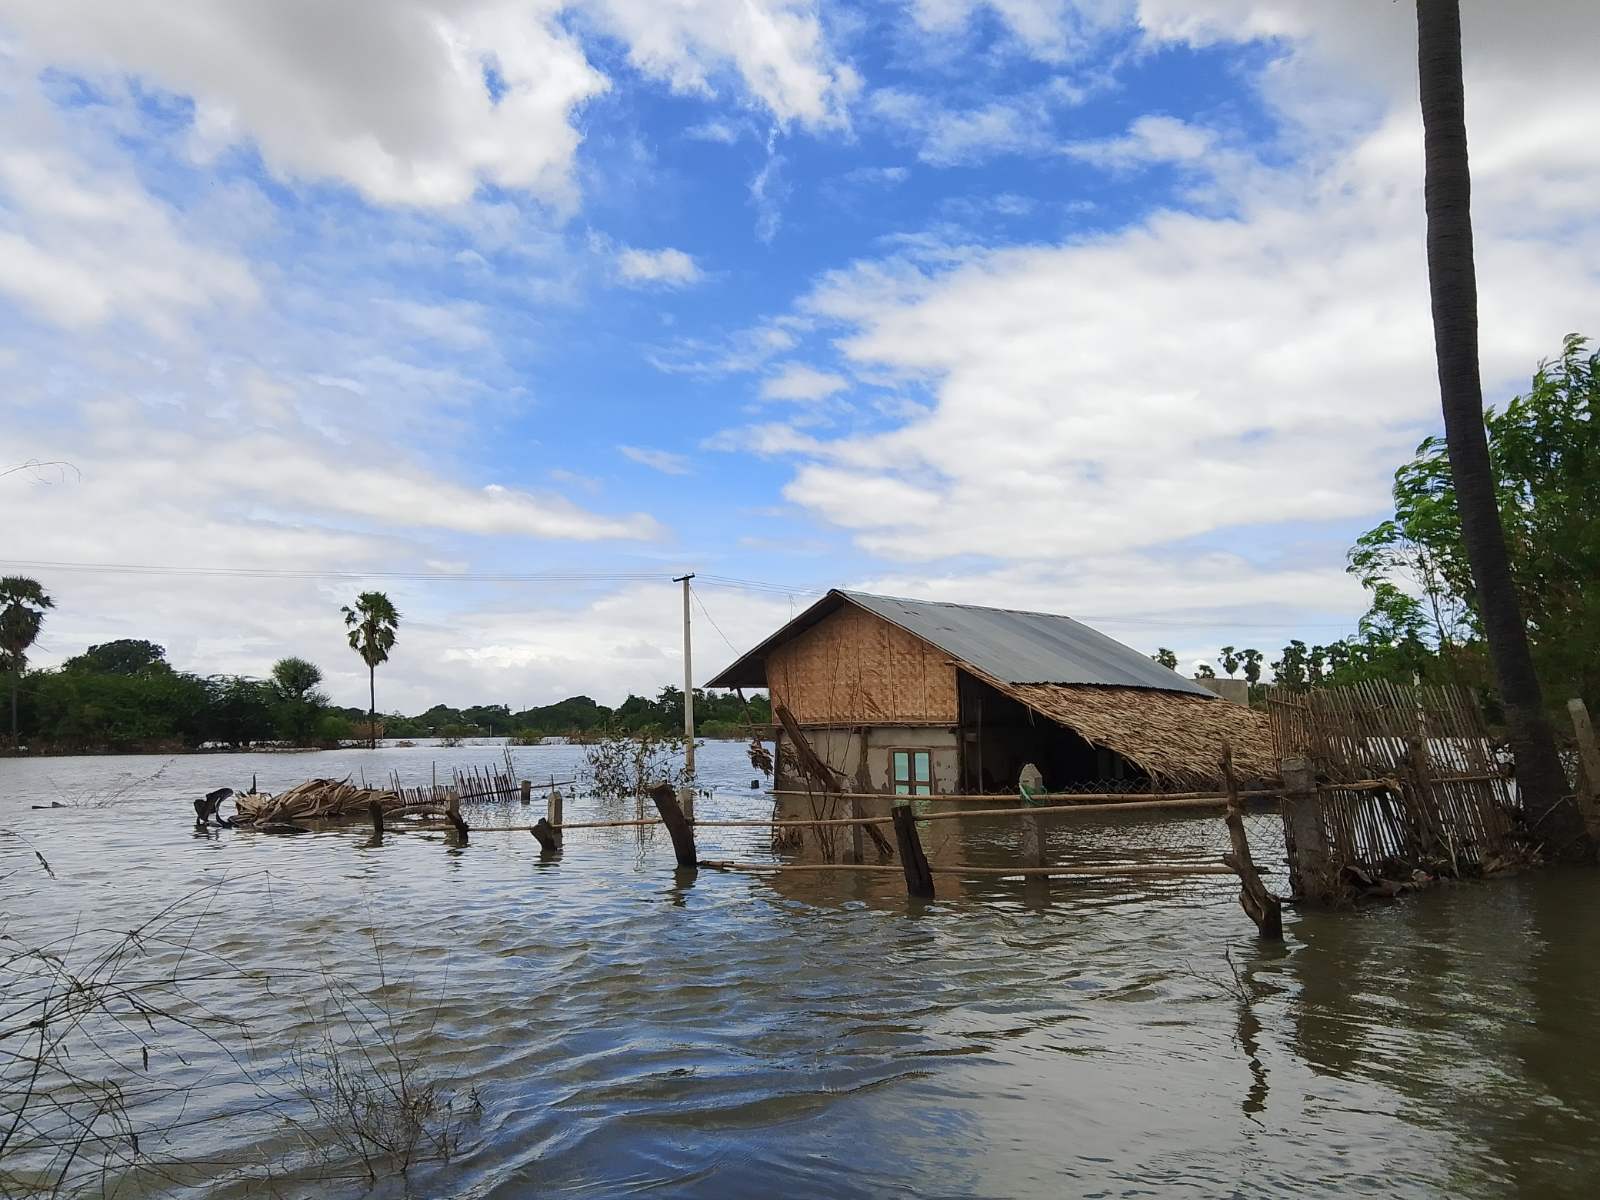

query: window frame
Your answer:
[890,748,935,796]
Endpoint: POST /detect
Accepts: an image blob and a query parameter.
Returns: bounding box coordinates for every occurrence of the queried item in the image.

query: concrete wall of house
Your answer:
[1194,677,1250,705]
[776,725,960,795]
[766,604,957,725]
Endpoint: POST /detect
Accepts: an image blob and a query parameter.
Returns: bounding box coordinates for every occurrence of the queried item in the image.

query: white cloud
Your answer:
[908,0,1128,63]
[0,139,257,335]
[722,0,1600,588]
[869,79,1087,166]
[615,246,704,287]
[841,165,910,187]
[1063,114,1216,170]
[3,0,859,211]
[685,119,741,143]
[759,362,849,403]
[584,0,860,128]
[748,130,790,241]
[619,445,693,475]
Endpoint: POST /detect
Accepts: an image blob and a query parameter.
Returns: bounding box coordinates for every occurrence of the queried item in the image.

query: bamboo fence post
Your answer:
[1567,699,1600,842]
[1221,743,1282,940]
[849,795,866,864]
[650,782,698,870]
[892,803,935,898]
[1279,756,1338,904]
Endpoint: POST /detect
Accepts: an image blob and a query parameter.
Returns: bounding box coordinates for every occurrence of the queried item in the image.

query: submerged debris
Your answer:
[234,778,415,825]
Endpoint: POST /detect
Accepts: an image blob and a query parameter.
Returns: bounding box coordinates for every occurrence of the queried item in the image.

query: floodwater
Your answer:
[3,740,1598,1198]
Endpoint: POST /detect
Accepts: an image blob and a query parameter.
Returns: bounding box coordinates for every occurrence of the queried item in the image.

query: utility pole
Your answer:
[673,573,696,777]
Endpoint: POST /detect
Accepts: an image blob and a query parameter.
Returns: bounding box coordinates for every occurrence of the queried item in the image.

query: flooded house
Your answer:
[706,590,1278,796]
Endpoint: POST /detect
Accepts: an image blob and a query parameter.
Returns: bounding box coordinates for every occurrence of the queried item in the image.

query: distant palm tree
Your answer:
[342,592,399,750]
[1415,1,1574,844]
[0,576,54,749]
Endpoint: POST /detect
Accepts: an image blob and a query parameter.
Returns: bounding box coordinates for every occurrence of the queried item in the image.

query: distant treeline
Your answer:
[392,688,770,743]
[9,637,768,753]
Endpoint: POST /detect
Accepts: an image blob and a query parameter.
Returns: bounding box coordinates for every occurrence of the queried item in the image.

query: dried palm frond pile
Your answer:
[1001,682,1281,789]
[234,778,416,824]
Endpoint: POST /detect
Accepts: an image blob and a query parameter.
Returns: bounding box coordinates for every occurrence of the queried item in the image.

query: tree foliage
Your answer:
[1268,335,1598,713]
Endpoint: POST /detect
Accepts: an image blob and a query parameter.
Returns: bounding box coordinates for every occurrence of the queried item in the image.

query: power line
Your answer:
[690,584,743,655]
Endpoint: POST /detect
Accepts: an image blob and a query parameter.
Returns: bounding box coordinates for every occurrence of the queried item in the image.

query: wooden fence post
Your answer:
[650,782,698,870]
[368,799,384,838]
[1221,743,1282,940]
[520,779,532,805]
[531,819,560,855]
[1279,757,1338,904]
[444,789,469,845]
[849,795,866,864]
[548,787,564,847]
[892,803,935,898]
[1567,699,1600,841]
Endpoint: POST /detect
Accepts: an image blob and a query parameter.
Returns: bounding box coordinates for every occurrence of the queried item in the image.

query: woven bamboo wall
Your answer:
[767,604,957,725]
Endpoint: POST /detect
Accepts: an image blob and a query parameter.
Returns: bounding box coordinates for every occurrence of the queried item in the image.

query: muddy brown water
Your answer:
[3,741,1598,1197]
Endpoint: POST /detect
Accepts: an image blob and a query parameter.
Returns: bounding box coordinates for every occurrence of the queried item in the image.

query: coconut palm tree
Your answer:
[0,576,54,749]
[342,592,399,750]
[1415,1,1576,846]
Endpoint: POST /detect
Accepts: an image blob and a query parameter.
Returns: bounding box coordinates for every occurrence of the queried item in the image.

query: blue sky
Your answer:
[3,1,1597,710]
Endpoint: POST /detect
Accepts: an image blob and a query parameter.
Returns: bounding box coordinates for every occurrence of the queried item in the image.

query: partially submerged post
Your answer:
[649,782,698,870]
[1220,743,1282,940]
[547,786,564,843]
[1279,755,1339,904]
[445,789,469,845]
[368,798,384,837]
[892,803,935,898]
[520,779,532,805]
[531,819,559,855]
[848,795,867,864]
[1567,699,1600,844]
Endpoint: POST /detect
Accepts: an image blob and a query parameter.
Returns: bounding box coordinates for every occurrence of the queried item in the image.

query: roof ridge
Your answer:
[838,589,1092,624]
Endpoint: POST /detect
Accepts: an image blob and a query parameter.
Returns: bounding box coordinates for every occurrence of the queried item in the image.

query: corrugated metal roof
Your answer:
[703,589,1209,696]
[838,591,1212,695]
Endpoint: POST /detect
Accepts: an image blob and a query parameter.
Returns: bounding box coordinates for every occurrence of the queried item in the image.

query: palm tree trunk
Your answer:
[1416,0,1580,850]
[9,672,17,750]
[369,664,377,751]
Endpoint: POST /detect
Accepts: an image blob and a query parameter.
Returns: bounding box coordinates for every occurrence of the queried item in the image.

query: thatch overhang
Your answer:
[995,678,1280,788]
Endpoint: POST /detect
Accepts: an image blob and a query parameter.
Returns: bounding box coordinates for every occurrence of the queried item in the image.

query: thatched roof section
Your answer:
[1001,682,1280,788]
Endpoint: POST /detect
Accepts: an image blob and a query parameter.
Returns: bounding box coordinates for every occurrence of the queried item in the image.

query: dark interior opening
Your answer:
[956,671,1147,794]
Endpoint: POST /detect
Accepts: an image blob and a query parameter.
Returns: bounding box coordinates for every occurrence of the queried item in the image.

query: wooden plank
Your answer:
[892,803,935,897]
[649,783,697,870]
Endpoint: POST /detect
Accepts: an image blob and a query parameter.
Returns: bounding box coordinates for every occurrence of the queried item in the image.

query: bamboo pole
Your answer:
[697,860,1245,879]
[770,787,1285,804]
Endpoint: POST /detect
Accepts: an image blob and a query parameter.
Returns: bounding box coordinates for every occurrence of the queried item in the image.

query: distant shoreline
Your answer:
[0,733,759,759]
